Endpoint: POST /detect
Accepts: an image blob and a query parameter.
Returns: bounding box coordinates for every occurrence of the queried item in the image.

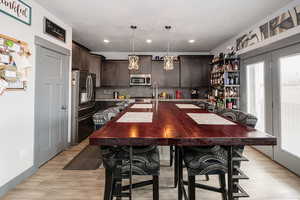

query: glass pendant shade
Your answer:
[128,55,139,70]
[163,56,175,71]
[163,26,174,71]
[128,25,139,70]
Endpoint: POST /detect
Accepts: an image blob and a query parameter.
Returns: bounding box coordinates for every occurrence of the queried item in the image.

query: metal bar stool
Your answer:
[172,101,213,188]
[181,109,257,200]
[102,145,160,200]
[94,105,160,200]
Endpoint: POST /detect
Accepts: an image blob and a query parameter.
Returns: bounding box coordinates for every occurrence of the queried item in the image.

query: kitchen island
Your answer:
[90,102,276,200]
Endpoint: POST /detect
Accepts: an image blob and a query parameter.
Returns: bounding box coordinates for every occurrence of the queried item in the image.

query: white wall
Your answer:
[212,0,300,55]
[92,51,211,60]
[0,0,72,191]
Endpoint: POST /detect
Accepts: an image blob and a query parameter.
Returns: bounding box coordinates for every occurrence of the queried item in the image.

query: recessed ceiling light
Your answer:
[103,39,110,43]
[188,39,195,43]
[146,39,152,43]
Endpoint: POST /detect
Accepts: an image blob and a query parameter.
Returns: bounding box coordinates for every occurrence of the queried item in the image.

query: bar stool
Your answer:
[102,146,160,200]
[94,106,160,200]
[182,109,257,200]
[93,105,123,130]
[172,102,213,188]
[93,111,107,130]
[116,101,130,112]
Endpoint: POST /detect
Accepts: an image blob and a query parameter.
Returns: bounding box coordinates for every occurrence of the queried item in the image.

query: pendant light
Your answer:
[128,25,139,70]
[163,26,175,71]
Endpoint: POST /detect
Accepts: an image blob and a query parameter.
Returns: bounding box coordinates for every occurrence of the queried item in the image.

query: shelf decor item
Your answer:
[163,26,175,71]
[128,25,139,70]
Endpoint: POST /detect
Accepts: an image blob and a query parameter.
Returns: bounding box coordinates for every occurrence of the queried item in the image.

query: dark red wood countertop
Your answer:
[89,102,276,146]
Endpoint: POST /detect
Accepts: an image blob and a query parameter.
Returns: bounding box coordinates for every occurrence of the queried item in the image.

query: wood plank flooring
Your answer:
[1,140,300,200]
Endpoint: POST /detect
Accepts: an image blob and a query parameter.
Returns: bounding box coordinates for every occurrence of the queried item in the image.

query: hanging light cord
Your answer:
[167,36,170,56]
[130,25,137,55]
[132,29,135,55]
[165,26,171,56]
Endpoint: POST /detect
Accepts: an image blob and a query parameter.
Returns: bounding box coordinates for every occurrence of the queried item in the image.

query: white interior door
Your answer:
[272,44,300,175]
[35,45,69,167]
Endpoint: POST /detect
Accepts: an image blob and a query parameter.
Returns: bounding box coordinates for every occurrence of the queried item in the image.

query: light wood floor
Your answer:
[2,140,300,200]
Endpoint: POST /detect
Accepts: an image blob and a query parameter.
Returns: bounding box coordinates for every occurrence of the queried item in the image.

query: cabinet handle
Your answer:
[78,114,93,122]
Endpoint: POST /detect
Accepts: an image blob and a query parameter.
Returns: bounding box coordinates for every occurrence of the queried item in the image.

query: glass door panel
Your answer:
[272,43,300,176]
[246,62,266,132]
[279,55,300,158]
[242,55,273,158]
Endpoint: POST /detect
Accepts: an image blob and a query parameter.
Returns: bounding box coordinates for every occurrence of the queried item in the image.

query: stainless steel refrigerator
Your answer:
[71,70,96,145]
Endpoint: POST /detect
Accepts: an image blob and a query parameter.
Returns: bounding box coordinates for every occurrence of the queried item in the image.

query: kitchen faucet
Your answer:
[153,81,159,110]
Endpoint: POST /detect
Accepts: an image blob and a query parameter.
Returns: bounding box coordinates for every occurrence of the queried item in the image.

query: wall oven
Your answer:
[130,74,152,86]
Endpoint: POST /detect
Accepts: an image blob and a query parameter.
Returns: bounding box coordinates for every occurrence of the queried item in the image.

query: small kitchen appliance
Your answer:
[113,91,119,99]
[130,74,151,86]
[176,90,182,99]
[191,88,199,99]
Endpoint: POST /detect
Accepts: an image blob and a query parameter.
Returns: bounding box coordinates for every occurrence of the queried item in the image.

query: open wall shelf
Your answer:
[209,57,240,110]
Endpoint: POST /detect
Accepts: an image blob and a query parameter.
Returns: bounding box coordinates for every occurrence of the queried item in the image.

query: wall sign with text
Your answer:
[44,18,66,43]
[0,0,32,25]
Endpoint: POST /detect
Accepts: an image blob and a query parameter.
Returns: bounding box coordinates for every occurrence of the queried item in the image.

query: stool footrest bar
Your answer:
[233,183,250,198]
[232,166,249,180]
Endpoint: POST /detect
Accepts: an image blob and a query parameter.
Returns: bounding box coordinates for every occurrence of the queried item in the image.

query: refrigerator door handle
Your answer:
[90,75,94,100]
[86,75,93,101]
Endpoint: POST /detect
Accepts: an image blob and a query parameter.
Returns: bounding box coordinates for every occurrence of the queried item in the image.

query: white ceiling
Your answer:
[38,0,293,52]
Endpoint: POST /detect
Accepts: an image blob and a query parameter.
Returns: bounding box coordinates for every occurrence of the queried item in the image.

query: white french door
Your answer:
[272,44,300,176]
[242,55,273,158]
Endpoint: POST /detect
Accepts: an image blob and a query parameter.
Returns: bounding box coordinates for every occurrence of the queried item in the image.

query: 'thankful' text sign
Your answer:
[0,0,31,25]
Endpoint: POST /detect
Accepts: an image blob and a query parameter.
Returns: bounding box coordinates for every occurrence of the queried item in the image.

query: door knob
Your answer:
[61,105,67,110]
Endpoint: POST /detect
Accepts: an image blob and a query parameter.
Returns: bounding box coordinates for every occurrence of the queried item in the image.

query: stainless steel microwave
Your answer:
[130,74,152,86]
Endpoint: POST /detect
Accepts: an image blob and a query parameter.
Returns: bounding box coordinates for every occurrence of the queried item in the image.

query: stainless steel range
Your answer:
[71,70,96,145]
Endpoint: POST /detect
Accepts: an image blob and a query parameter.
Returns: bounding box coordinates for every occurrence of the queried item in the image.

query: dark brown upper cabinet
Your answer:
[72,42,80,69]
[152,60,180,87]
[101,60,130,87]
[88,54,103,87]
[72,42,104,87]
[72,42,90,71]
[129,55,152,74]
[180,55,213,88]
[81,50,89,70]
